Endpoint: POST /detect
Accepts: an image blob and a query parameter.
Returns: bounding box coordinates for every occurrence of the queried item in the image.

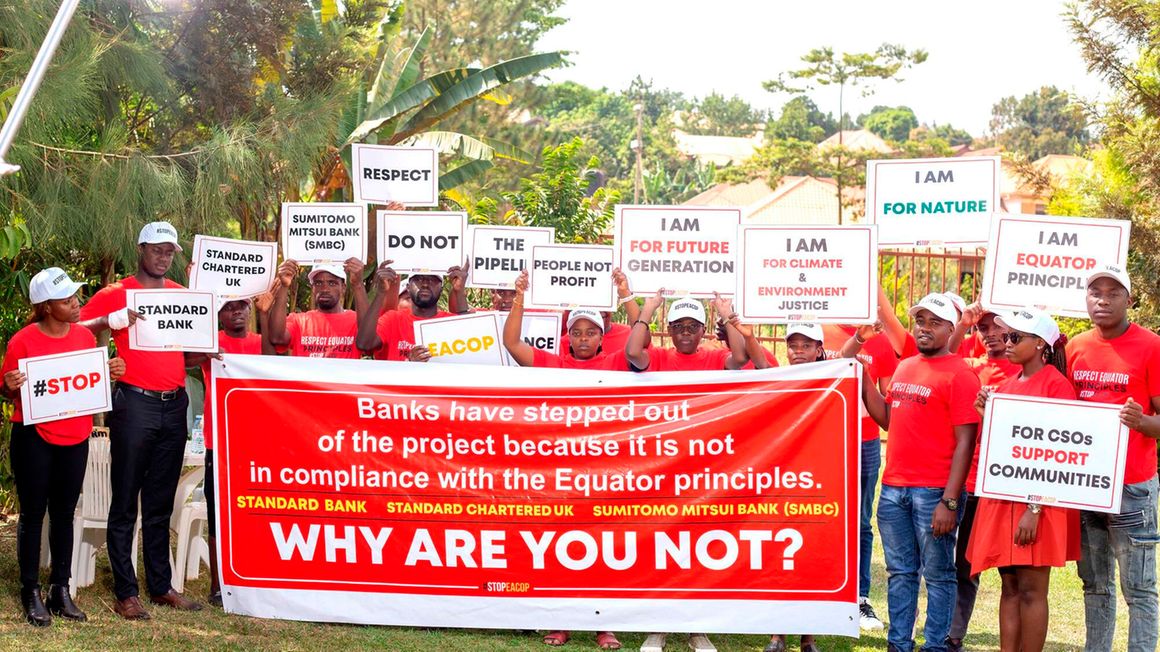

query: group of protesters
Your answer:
[1,220,1157,652]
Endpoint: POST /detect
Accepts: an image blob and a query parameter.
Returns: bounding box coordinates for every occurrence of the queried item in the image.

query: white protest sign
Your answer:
[468,225,555,289]
[281,202,368,265]
[376,211,467,274]
[736,225,878,323]
[614,205,741,297]
[127,289,218,353]
[351,144,439,206]
[866,156,1001,246]
[414,313,506,366]
[978,393,1129,513]
[981,214,1131,318]
[19,347,112,425]
[495,310,563,366]
[527,244,616,311]
[188,235,277,300]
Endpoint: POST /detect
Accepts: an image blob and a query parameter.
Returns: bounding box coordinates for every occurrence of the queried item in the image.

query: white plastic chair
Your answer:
[70,428,140,597]
[170,500,208,592]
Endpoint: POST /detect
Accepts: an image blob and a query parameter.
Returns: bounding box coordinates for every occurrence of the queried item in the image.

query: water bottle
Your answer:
[190,415,205,455]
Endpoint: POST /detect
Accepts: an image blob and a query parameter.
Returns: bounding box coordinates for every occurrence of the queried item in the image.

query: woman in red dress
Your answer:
[968,307,1079,652]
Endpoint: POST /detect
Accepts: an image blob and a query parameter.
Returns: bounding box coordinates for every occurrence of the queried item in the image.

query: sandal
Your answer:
[544,631,570,646]
[596,631,622,650]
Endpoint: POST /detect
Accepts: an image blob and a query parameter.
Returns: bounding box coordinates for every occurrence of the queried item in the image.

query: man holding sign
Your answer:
[357,262,466,362]
[265,259,368,359]
[2,267,125,626]
[1067,265,1160,652]
[79,221,203,618]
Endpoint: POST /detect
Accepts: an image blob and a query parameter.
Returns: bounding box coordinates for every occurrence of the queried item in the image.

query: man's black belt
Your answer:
[119,382,185,401]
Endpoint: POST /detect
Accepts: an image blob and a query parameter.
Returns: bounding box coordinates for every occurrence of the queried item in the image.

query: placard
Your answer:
[613,205,741,297]
[495,310,563,367]
[281,202,368,265]
[978,393,1129,513]
[414,313,506,366]
[189,235,277,300]
[351,144,439,206]
[981,214,1131,318]
[127,289,218,353]
[468,225,555,289]
[527,244,616,311]
[376,210,467,275]
[736,226,877,323]
[866,156,1001,246]
[19,347,112,425]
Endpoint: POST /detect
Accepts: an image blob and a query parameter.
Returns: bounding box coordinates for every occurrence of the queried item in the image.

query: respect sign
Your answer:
[981,215,1131,318]
[735,226,878,323]
[613,205,740,297]
[468,225,555,289]
[189,235,277,300]
[19,347,111,425]
[978,393,1129,513]
[351,144,439,206]
[127,289,218,353]
[495,311,562,367]
[527,244,616,311]
[281,202,368,265]
[866,156,1001,246]
[376,211,467,274]
[415,313,506,367]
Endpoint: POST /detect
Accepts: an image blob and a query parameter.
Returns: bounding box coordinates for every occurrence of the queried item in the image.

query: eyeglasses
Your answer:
[1001,332,1027,344]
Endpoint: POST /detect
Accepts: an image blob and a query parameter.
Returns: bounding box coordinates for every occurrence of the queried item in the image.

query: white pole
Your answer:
[0,0,82,176]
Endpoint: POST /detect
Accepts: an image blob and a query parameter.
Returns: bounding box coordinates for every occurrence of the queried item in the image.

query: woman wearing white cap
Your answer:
[968,307,1079,652]
[0,268,126,625]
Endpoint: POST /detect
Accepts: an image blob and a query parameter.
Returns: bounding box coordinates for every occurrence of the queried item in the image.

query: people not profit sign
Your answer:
[189,235,277,300]
[376,211,467,275]
[19,347,112,425]
[866,156,1001,246]
[735,225,878,323]
[468,225,555,289]
[281,203,368,265]
[351,144,439,206]
[981,214,1131,318]
[527,244,616,312]
[978,393,1129,513]
[212,355,859,634]
[613,205,741,298]
[415,313,507,367]
[127,289,218,353]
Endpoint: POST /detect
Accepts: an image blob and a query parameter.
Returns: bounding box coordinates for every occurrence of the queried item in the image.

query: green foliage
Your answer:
[912,122,974,146]
[681,92,765,136]
[990,86,1090,160]
[859,105,918,142]
[766,96,837,143]
[503,138,619,244]
[641,159,717,205]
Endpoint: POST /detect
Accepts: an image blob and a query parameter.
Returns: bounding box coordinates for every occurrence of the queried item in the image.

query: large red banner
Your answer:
[212,355,860,635]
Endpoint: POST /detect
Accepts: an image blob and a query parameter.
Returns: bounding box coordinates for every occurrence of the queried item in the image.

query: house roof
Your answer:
[817,129,894,154]
[684,175,862,225]
[672,129,762,166]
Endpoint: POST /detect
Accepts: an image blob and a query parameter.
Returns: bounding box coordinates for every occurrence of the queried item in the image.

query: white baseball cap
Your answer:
[944,293,967,315]
[407,272,445,282]
[996,307,1061,346]
[307,263,347,283]
[667,297,706,325]
[785,322,824,343]
[28,267,84,304]
[566,309,604,333]
[909,293,959,325]
[137,221,183,251]
[1086,264,1131,293]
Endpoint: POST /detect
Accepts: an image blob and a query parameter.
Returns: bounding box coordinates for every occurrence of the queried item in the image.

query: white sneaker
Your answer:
[859,597,885,631]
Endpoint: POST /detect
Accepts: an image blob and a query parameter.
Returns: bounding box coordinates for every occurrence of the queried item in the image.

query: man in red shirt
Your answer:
[78,221,202,618]
[265,258,368,359]
[626,293,753,371]
[356,261,466,362]
[862,293,981,652]
[1068,264,1160,652]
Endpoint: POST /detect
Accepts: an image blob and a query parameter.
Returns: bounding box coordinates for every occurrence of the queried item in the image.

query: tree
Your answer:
[859,105,918,142]
[766,96,836,143]
[990,86,1089,160]
[683,92,765,136]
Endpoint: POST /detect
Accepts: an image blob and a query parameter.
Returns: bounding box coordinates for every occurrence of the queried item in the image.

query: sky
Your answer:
[537,0,1108,136]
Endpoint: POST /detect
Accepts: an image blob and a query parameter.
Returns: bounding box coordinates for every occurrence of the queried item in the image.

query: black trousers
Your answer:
[106,385,188,600]
[11,422,88,590]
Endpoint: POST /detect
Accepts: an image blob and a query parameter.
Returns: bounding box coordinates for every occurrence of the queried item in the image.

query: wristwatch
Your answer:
[1027,503,1042,515]
[939,497,959,511]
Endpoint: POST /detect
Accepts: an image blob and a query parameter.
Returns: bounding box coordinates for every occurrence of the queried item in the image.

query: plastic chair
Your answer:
[170,500,208,592]
[70,428,140,597]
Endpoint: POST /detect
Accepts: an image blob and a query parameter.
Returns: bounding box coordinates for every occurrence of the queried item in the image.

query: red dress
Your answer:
[967,365,1082,574]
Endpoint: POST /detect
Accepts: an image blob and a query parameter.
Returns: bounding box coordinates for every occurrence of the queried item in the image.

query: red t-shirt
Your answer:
[824,325,899,441]
[963,354,1025,491]
[374,308,454,361]
[1,323,99,445]
[900,332,919,360]
[1067,324,1160,484]
[201,331,262,449]
[531,348,629,371]
[79,276,186,390]
[959,331,985,359]
[560,322,638,358]
[285,310,361,359]
[636,347,732,372]
[882,354,982,487]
